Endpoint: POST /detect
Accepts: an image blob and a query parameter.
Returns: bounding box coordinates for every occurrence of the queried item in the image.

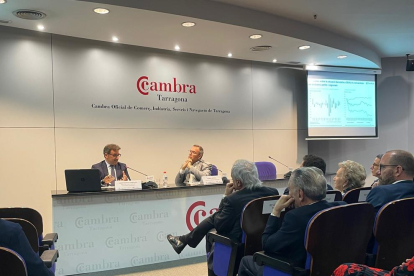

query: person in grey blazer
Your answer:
[175,145,211,186]
[92,144,130,186]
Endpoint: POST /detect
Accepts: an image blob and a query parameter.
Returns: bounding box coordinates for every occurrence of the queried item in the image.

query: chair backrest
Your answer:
[305,203,375,276]
[324,190,342,202]
[3,218,39,254]
[255,162,277,181]
[241,195,281,256]
[0,247,27,276]
[211,165,218,176]
[342,187,371,204]
[373,197,414,270]
[0,208,43,236]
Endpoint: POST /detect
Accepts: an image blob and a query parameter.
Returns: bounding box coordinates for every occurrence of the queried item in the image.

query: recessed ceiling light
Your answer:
[94,8,109,14]
[175,45,180,51]
[0,0,7,4]
[249,34,262,39]
[337,55,347,59]
[182,22,195,27]
[37,25,44,31]
[112,36,119,42]
[298,45,311,50]
[272,59,277,63]
[228,53,232,58]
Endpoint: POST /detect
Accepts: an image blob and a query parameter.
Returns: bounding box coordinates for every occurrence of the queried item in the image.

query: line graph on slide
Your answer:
[345,97,373,117]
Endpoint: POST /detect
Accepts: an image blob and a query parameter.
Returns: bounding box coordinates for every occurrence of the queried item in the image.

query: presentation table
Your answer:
[52,180,288,275]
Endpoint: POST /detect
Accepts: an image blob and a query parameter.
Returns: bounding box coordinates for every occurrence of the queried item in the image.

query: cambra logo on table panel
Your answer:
[137,76,196,96]
[186,201,218,231]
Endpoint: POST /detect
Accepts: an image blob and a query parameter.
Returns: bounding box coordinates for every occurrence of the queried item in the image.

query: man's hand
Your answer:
[103,175,115,184]
[181,158,192,170]
[272,195,295,217]
[224,182,235,196]
[121,171,128,181]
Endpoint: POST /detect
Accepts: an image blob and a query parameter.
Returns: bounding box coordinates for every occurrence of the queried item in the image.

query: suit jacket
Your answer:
[213,186,279,243]
[262,200,347,268]
[175,159,212,186]
[91,160,131,181]
[366,180,414,213]
[0,219,54,276]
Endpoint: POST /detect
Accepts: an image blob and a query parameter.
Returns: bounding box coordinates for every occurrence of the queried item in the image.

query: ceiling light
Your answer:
[249,34,262,39]
[0,0,7,4]
[94,8,109,14]
[309,63,316,66]
[298,45,311,50]
[272,59,277,63]
[175,45,180,51]
[182,22,195,27]
[228,53,232,58]
[112,36,119,42]
[337,55,347,59]
[37,25,44,31]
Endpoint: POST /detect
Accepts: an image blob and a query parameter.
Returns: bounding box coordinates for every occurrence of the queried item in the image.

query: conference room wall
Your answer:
[0,26,307,233]
[309,57,414,185]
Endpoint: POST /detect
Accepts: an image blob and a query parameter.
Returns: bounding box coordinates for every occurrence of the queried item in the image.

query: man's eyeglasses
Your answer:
[189,150,199,155]
[379,164,402,171]
[107,154,121,158]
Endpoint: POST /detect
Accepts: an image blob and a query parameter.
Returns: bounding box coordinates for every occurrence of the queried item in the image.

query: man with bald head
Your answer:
[366,150,414,212]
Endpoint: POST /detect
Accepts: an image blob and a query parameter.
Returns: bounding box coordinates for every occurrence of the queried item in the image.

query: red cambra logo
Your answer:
[186,201,218,231]
[137,76,196,96]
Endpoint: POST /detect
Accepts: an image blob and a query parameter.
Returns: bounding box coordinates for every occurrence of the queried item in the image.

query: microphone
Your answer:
[126,165,148,176]
[268,156,293,179]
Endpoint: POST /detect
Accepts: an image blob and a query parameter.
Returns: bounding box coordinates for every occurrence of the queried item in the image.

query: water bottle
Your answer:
[162,171,168,188]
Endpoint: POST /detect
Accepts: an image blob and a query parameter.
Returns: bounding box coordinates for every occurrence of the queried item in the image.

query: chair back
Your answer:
[211,165,218,176]
[0,247,27,276]
[241,195,281,256]
[342,187,371,204]
[255,162,277,181]
[324,190,342,202]
[374,197,414,270]
[0,208,43,236]
[3,218,39,254]
[305,203,375,276]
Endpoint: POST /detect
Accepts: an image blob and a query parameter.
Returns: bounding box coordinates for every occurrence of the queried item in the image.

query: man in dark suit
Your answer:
[0,219,54,276]
[167,159,278,261]
[238,167,346,276]
[92,144,130,186]
[366,150,414,213]
[283,154,333,194]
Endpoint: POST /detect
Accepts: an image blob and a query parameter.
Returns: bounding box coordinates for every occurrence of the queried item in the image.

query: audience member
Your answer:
[366,150,414,213]
[238,167,346,276]
[370,154,383,188]
[0,219,54,276]
[332,256,414,276]
[167,159,278,274]
[333,160,366,194]
[283,154,333,194]
[92,144,130,186]
[175,145,211,186]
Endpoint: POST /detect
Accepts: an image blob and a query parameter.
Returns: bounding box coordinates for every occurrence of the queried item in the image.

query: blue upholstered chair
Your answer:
[342,187,371,204]
[255,162,277,181]
[368,197,414,270]
[0,247,27,276]
[211,165,219,176]
[254,203,375,276]
[208,195,281,276]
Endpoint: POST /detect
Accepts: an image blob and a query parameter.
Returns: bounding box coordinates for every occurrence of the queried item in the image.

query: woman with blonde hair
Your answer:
[333,160,366,194]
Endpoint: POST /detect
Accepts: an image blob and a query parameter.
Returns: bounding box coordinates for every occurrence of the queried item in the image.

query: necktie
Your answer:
[110,165,116,186]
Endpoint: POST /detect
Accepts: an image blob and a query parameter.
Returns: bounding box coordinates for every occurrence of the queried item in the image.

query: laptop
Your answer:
[65,169,102,193]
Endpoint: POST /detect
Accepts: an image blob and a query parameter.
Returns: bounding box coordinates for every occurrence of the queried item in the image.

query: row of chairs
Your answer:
[207,192,414,276]
[0,208,59,276]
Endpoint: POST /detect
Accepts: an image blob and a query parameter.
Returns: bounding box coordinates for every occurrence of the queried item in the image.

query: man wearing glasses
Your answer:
[366,150,414,212]
[92,144,130,186]
[175,145,211,187]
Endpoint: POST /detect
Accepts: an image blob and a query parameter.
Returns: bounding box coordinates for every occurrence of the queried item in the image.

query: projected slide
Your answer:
[307,71,376,138]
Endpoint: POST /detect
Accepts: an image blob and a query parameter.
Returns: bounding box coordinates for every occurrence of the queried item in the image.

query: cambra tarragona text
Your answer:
[137,76,196,96]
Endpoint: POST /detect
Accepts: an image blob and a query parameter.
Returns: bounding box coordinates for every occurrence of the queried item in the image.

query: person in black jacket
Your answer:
[167,159,279,257]
[238,167,346,276]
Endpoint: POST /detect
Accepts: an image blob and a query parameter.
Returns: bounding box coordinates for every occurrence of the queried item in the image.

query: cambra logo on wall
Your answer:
[137,76,196,96]
[186,201,218,231]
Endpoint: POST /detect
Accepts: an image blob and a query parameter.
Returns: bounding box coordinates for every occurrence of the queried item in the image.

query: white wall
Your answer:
[0,25,307,232]
[309,57,414,184]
